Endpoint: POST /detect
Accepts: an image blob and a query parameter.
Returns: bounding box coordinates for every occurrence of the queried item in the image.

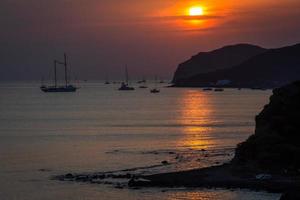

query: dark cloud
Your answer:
[155,14,224,21]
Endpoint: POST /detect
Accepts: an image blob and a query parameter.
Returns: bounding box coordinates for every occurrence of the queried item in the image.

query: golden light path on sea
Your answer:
[176,90,214,149]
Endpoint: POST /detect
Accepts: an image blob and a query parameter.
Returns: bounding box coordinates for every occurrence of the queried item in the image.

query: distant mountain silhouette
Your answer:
[172,44,267,83]
[173,43,300,88]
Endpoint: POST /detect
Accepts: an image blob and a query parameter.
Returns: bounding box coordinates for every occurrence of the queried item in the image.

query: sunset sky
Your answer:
[1,0,300,81]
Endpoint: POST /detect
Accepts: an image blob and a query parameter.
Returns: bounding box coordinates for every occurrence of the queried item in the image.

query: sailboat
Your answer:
[137,77,146,84]
[138,76,147,88]
[40,53,77,93]
[104,73,110,84]
[139,84,148,89]
[118,66,135,91]
[104,78,110,85]
[150,76,160,93]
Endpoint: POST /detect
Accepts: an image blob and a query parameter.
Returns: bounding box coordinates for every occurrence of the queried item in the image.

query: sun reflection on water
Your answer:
[176,90,215,149]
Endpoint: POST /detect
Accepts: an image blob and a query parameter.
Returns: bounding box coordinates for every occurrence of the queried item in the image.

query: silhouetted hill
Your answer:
[172,44,267,82]
[174,43,300,88]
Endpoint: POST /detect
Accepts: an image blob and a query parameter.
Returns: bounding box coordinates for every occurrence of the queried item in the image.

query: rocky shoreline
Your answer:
[128,164,300,193]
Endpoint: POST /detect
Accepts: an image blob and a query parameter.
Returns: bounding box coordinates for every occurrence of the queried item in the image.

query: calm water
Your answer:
[0,82,280,200]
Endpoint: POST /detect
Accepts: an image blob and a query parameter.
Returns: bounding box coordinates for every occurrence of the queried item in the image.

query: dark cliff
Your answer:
[234,81,300,172]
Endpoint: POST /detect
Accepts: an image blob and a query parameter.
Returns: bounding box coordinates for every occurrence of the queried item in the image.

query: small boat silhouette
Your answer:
[150,88,160,93]
[214,88,224,92]
[118,66,135,91]
[139,85,148,89]
[150,76,160,93]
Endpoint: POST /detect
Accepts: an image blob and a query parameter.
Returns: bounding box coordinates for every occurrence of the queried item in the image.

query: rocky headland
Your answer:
[173,43,300,88]
[172,44,266,83]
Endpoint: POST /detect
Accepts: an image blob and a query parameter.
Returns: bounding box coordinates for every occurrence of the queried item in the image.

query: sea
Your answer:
[0,81,281,200]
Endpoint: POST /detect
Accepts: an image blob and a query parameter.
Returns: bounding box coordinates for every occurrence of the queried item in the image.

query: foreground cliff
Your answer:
[234,81,300,171]
[129,81,300,193]
[173,43,300,88]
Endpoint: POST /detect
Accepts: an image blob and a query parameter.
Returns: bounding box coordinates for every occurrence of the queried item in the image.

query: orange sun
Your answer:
[188,6,204,16]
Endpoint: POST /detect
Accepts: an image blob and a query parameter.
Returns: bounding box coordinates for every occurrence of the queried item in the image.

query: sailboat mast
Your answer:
[64,53,68,87]
[125,65,129,85]
[54,60,57,88]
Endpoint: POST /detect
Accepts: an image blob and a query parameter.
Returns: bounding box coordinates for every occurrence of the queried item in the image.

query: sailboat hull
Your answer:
[150,89,160,93]
[41,86,77,93]
[118,87,135,91]
[118,82,135,91]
